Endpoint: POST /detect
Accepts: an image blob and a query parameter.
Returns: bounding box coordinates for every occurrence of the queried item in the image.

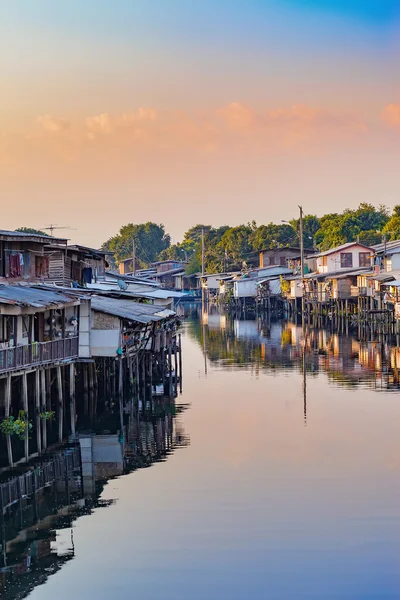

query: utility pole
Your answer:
[299,205,305,324]
[383,233,387,272]
[132,238,136,276]
[201,228,206,304]
[201,228,205,276]
[299,205,304,281]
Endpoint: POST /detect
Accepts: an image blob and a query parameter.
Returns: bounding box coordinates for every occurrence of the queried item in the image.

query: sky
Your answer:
[1,0,400,246]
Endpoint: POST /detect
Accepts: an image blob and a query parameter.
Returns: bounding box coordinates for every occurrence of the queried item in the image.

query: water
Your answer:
[7,307,400,599]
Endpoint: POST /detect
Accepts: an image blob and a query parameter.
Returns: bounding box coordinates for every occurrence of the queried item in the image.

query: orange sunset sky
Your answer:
[1,0,400,246]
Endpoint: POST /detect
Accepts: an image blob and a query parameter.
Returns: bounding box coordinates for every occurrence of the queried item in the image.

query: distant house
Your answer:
[372,240,400,272]
[0,230,67,282]
[45,244,108,286]
[310,242,373,274]
[259,247,303,268]
[119,259,186,277]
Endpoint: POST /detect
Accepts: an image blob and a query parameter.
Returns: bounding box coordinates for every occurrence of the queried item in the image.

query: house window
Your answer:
[280,256,286,266]
[359,252,370,268]
[321,256,328,267]
[340,253,353,268]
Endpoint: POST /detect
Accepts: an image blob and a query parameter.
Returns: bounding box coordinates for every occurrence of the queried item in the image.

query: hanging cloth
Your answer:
[9,253,22,278]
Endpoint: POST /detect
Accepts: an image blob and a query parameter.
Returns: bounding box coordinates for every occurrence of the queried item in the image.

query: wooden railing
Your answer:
[0,446,81,513]
[0,337,78,374]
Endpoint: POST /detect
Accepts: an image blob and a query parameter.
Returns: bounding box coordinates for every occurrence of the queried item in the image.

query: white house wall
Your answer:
[78,300,91,358]
[234,279,258,298]
[91,329,120,356]
[317,245,372,273]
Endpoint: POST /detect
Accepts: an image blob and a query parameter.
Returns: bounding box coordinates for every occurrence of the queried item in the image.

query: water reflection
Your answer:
[187,304,400,392]
[0,397,188,599]
[10,306,400,599]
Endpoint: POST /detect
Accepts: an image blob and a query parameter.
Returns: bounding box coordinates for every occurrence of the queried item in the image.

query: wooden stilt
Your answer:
[57,366,64,442]
[83,364,89,415]
[168,343,173,398]
[41,369,47,451]
[22,372,29,462]
[5,375,13,468]
[118,360,124,439]
[69,363,76,436]
[178,333,183,393]
[35,369,41,455]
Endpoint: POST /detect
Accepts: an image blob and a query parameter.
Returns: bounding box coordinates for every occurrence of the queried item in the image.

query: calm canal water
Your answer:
[13,307,400,598]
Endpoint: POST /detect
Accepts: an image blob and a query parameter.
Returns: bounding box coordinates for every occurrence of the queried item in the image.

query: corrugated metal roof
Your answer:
[308,242,373,259]
[382,279,400,287]
[91,296,175,323]
[372,270,400,282]
[0,229,67,244]
[372,240,400,253]
[0,285,79,308]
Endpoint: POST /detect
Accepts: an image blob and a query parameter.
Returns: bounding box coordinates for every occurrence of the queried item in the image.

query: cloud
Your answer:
[381,104,400,129]
[37,115,71,132]
[0,102,369,176]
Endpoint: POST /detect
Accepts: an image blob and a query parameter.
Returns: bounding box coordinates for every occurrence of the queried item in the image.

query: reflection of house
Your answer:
[0,230,67,282]
[309,242,373,274]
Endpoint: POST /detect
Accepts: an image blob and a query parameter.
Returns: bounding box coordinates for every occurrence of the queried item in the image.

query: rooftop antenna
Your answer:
[41,224,76,237]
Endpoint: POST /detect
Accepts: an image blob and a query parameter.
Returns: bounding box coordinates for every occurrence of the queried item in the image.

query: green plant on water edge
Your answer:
[0,410,32,440]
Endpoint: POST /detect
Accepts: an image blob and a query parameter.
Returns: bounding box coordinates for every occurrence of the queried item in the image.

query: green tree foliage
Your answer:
[218,224,253,268]
[249,223,295,251]
[15,227,49,236]
[316,204,389,250]
[102,222,170,267]
[383,216,400,240]
[157,244,187,261]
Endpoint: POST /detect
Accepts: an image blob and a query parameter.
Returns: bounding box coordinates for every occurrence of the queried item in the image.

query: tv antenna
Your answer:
[41,224,76,236]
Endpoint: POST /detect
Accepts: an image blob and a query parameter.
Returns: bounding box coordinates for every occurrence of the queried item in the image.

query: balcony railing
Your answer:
[0,337,78,374]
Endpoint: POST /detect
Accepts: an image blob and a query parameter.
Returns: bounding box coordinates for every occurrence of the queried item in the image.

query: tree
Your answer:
[219,225,252,265]
[383,217,400,241]
[102,222,170,267]
[158,244,187,261]
[15,227,49,236]
[249,223,295,251]
[316,204,389,250]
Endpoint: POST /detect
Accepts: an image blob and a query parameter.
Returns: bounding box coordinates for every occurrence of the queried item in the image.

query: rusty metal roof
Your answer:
[0,229,67,244]
[91,296,175,324]
[0,285,79,308]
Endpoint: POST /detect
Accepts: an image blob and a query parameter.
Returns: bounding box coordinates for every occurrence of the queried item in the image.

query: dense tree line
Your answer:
[97,203,400,274]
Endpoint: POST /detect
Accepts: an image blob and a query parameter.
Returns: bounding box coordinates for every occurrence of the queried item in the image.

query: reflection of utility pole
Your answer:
[302,346,307,426]
[203,322,208,376]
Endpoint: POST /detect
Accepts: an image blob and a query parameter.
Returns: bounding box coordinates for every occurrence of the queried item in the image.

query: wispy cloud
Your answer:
[381,104,400,129]
[0,103,369,176]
